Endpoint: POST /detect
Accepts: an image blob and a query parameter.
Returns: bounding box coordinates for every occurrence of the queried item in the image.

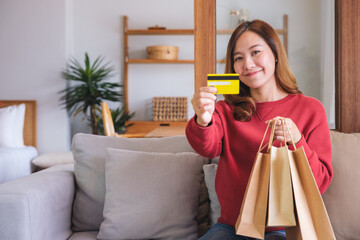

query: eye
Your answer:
[234,56,243,62]
[252,50,260,56]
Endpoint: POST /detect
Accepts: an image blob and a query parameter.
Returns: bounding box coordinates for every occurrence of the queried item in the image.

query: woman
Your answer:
[186,20,333,240]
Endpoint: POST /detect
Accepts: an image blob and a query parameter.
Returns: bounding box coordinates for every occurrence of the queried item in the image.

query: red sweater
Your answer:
[186,94,333,227]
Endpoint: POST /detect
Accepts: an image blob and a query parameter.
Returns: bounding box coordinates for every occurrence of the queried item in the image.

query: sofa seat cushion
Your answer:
[68,231,98,240]
[71,133,209,233]
[97,148,204,240]
[322,130,360,240]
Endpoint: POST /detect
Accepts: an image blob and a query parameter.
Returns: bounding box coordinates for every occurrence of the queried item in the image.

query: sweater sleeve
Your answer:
[185,111,224,159]
[293,114,333,194]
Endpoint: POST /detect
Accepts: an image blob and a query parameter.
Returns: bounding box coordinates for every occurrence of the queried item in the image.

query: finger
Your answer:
[202,104,215,112]
[198,91,217,101]
[283,118,294,129]
[265,117,283,125]
[274,135,286,142]
[193,92,217,103]
[194,98,215,108]
[274,129,285,136]
[275,126,292,136]
[199,86,218,94]
[275,118,284,126]
[275,125,290,136]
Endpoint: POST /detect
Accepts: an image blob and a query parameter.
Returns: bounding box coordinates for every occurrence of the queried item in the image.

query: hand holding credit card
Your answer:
[207,74,240,94]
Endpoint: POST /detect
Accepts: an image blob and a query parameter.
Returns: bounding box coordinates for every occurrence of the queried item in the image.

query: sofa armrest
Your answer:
[0,164,75,240]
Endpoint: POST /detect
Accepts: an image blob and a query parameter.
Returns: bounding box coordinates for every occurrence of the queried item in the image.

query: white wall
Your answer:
[0,0,70,154]
[0,0,331,153]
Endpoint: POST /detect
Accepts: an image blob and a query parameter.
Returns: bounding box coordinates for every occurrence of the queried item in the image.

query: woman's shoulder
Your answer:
[294,94,325,109]
[294,94,327,120]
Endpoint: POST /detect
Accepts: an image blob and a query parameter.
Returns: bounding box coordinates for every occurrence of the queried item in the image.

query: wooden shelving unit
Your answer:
[123,16,193,135]
[126,121,187,136]
[126,29,194,35]
[127,59,194,64]
[122,15,288,136]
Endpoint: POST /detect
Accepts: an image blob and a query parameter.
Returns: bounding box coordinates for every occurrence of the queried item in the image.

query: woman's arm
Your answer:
[186,86,224,158]
[295,117,333,194]
[186,113,224,159]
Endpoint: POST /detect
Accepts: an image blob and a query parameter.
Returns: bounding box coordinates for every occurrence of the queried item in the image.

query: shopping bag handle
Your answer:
[282,119,297,150]
[258,118,297,152]
[258,119,276,153]
[266,119,277,152]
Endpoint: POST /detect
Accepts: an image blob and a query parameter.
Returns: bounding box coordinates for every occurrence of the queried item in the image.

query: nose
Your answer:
[243,57,255,70]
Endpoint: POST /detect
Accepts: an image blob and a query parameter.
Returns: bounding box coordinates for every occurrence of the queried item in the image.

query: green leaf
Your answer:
[59,52,125,134]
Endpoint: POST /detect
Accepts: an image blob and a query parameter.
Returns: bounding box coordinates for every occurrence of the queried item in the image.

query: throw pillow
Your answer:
[0,104,25,148]
[322,130,360,240]
[97,148,204,240]
[203,164,221,226]
[32,152,74,169]
[71,133,209,232]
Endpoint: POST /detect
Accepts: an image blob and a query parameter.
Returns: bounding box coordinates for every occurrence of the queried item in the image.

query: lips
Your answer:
[245,69,262,77]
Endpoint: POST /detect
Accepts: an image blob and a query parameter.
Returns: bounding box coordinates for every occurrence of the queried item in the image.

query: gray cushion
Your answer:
[323,131,360,240]
[97,148,205,240]
[0,164,74,240]
[71,133,208,231]
[203,164,221,226]
[196,171,210,237]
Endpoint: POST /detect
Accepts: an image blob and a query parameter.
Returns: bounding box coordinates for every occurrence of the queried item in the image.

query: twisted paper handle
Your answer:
[258,119,276,153]
[258,118,297,152]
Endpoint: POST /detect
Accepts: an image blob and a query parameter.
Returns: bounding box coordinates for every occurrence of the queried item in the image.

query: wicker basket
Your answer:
[146,45,179,60]
[152,97,187,121]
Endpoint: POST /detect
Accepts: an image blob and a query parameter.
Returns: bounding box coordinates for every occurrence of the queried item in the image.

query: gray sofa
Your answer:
[0,131,359,240]
[0,134,211,240]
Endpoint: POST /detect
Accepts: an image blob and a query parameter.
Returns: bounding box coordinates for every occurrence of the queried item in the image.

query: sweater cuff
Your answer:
[294,134,306,149]
[193,115,214,128]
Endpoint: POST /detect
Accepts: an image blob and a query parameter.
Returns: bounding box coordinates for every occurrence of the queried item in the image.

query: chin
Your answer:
[243,82,263,89]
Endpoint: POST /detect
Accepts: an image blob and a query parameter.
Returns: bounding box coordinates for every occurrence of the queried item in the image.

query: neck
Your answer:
[250,85,288,103]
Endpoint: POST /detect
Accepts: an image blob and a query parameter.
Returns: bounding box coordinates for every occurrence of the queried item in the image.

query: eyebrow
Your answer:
[233,44,262,56]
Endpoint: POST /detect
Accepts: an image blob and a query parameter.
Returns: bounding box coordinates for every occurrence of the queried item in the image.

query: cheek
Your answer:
[233,62,243,74]
[260,56,275,72]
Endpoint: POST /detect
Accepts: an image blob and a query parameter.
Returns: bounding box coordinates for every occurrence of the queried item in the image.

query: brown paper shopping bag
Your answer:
[235,122,273,239]
[283,121,336,239]
[266,120,296,227]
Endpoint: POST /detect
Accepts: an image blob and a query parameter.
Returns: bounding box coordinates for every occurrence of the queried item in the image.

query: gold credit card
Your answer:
[207,74,240,94]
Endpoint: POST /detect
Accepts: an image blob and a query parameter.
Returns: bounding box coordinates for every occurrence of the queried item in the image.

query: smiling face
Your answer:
[232,31,277,91]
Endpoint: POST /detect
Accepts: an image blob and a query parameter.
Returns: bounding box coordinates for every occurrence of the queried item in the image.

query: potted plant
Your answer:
[59,52,129,135]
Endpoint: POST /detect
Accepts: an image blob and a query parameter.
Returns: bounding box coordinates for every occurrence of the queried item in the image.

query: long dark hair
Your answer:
[224,20,301,121]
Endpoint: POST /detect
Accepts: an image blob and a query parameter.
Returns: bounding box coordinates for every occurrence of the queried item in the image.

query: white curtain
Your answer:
[320,0,335,129]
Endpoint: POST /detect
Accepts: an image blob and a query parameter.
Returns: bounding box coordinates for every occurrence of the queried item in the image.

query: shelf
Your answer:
[127,59,226,64]
[125,121,187,135]
[127,59,194,64]
[217,29,285,35]
[126,29,194,35]
[126,29,284,36]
